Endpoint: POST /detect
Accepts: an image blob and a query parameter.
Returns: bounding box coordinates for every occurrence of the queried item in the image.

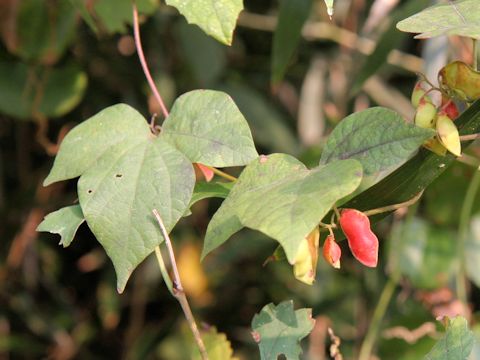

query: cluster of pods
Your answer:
[293,209,379,285]
[293,60,480,284]
[412,81,461,157]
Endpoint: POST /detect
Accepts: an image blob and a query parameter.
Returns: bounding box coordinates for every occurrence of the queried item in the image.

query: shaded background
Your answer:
[1,0,480,359]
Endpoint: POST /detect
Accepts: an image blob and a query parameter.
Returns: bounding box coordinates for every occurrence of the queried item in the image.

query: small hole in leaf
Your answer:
[87,190,93,194]
[115,174,123,178]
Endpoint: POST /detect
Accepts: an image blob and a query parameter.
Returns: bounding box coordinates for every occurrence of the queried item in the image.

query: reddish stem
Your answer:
[132,4,170,119]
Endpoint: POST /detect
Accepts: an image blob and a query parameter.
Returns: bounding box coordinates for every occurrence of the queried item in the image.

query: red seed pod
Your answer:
[322,234,341,269]
[339,209,378,267]
[440,99,459,120]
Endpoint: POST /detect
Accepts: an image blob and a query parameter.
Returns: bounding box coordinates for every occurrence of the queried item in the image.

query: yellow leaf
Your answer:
[293,227,320,285]
[436,114,461,157]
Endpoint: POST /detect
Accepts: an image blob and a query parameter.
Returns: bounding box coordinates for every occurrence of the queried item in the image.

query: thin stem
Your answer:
[208,166,237,182]
[152,209,208,360]
[460,133,480,142]
[154,246,174,295]
[358,275,399,360]
[363,191,424,217]
[456,167,480,306]
[133,4,169,119]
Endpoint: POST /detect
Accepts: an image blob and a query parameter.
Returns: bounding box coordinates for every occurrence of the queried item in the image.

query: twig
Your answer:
[460,133,480,142]
[154,246,174,295]
[133,4,169,119]
[152,209,208,360]
[208,166,237,182]
[363,191,424,217]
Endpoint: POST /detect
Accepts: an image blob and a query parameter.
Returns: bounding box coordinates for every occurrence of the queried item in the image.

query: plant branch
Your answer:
[152,209,208,360]
[208,166,237,182]
[133,4,169,119]
[154,246,174,295]
[358,275,399,360]
[363,191,424,217]
[460,133,480,142]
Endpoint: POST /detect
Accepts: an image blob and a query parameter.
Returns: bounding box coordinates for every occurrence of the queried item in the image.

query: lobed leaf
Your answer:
[44,104,151,186]
[320,107,435,177]
[397,0,480,40]
[44,104,196,292]
[162,90,258,167]
[37,205,85,248]
[78,138,195,293]
[165,0,243,45]
[251,300,315,360]
[202,154,362,263]
[424,317,474,360]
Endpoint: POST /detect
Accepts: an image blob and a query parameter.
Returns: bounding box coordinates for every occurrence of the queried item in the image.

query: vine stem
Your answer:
[460,133,480,142]
[152,209,209,360]
[208,166,237,182]
[456,167,480,307]
[133,4,169,119]
[363,191,424,217]
[358,275,399,360]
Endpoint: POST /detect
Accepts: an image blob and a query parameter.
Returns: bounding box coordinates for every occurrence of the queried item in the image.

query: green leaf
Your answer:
[202,155,362,263]
[37,205,85,248]
[175,19,226,86]
[44,104,195,292]
[352,0,430,93]
[78,139,194,293]
[251,300,315,360]
[13,0,76,63]
[424,317,474,360]
[271,0,312,84]
[0,61,87,121]
[217,82,299,154]
[397,0,480,40]
[466,216,480,288]
[388,217,456,289]
[93,0,159,34]
[69,0,99,33]
[320,107,434,177]
[161,90,258,167]
[337,99,480,231]
[165,0,243,45]
[44,104,151,186]
[190,181,233,207]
